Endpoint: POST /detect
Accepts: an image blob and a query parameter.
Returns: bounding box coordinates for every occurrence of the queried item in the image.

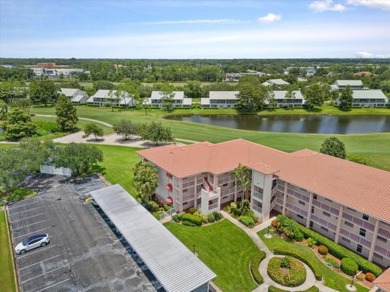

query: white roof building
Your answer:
[87,90,137,106]
[91,185,216,292]
[333,80,364,90]
[201,91,239,108]
[262,79,290,86]
[145,91,191,107]
[60,88,89,103]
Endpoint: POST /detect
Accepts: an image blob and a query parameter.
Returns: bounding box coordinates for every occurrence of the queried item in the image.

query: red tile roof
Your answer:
[138,139,390,222]
[374,268,390,291]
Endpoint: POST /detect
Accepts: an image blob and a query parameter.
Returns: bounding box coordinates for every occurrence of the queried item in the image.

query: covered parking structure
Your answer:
[90,184,216,292]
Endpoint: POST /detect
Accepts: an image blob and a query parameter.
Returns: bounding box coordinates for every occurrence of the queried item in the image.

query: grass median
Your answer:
[0,210,16,292]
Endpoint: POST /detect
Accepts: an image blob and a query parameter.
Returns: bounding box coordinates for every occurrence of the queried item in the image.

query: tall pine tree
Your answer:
[55,94,78,132]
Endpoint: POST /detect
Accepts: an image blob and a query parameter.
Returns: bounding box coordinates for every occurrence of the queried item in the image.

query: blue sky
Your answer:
[0,0,389,58]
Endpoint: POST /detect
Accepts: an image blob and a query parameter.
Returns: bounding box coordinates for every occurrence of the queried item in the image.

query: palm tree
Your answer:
[133,161,158,202]
[232,163,251,200]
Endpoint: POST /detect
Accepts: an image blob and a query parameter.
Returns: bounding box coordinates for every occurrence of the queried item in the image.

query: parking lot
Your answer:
[7,175,155,292]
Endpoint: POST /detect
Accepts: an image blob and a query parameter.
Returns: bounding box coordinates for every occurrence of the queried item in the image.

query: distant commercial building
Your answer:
[87,90,137,107]
[60,88,89,104]
[138,139,390,268]
[26,63,84,78]
[224,71,267,82]
[144,91,192,108]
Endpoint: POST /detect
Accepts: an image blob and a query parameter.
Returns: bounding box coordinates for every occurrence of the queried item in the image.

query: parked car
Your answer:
[15,233,50,255]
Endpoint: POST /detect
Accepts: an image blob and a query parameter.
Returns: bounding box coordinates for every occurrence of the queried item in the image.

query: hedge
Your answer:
[273,250,322,280]
[268,285,319,292]
[182,220,197,227]
[182,214,202,226]
[297,224,382,276]
[239,215,255,228]
[207,213,215,223]
[340,258,358,276]
[250,251,266,284]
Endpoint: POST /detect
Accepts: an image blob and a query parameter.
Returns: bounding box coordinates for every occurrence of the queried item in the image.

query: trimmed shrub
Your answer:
[267,257,306,287]
[201,214,208,224]
[318,245,328,255]
[365,272,376,282]
[188,207,198,214]
[271,220,279,228]
[230,202,237,209]
[341,258,358,276]
[182,220,196,227]
[268,286,319,292]
[148,201,159,212]
[172,213,180,222]
[306,238,317,248]
[177,212,185,220]
[223,205,231,212]
[250,251,266,284]
[182,214,202,226]
[163,204,173,211]
[273,250,322,280]
[239,215,255,228]
[207,213,215,223]
[213,212,223,221]
[325,256,338,269]
[357,274,364,281]
[297,222,382,276]
[294,231,304,242]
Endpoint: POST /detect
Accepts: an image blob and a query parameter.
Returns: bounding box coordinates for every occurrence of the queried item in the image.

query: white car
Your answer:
[15,233,50,255]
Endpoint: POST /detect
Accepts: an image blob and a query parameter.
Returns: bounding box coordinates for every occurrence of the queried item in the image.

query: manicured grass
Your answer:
[165,220,260,292]
[258,229,369,292]
[0,210,16,292]
[31,105,390,171]
[95,145,140,196]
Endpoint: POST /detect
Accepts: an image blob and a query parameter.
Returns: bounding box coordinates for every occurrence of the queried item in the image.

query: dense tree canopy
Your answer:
[83,123,104,140]
[338,86,353,111]
[320,137,346,159]
[29,80,59,106]
[303,82,331,110]
[139,121,173,145]
[113,119,138,140]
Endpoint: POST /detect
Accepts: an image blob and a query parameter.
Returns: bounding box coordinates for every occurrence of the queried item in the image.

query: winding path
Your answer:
[35,114,114,128]
[220,211,338,292]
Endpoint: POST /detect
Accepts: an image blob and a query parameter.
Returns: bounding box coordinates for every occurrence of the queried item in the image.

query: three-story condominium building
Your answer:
[138,139,390,268]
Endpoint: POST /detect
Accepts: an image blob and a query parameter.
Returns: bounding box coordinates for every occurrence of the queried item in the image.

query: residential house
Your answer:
[201,91,239,108]
[333,80,364,90]
[138,139,390,268]
[60,88,89,104]
[351,90,388,107]
[273,90,305,107]
[262,79,290,87]
[143,91,191,108]
[87,90,137,107]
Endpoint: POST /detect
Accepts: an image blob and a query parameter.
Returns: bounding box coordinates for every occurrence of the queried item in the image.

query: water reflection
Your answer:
[168,115,390,134]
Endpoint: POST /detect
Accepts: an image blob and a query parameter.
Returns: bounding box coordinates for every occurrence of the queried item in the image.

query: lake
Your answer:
[167,115,390,134]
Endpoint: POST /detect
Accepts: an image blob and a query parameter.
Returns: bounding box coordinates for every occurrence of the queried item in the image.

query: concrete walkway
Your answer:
[220,211,338,292]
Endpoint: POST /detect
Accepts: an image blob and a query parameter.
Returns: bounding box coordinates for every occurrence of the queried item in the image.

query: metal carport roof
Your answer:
[90,184,216,292]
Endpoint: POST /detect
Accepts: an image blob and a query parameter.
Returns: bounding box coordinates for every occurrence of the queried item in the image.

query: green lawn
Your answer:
[95,145,140,196]
[31,105,390,171]
[0,210,16,292]
[258,229,369,292]
[165,220,260,292]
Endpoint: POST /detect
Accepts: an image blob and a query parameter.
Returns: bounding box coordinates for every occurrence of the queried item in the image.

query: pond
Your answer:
[167,115,390,134]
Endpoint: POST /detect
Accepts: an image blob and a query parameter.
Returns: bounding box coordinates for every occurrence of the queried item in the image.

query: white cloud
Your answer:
[143,19,239,25]
[258,13,282,23]
[309,0,346,12]
[355,51,390,58]
[347,0,390,10]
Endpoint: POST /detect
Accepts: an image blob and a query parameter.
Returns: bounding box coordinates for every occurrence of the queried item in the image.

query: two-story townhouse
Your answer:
[201,91,239,108]
[87,90,137,107]
[144,91,191,108]
[350,90,388,108]
[60,88,89,103]
[273,90,306,107]
[333,80,364,90]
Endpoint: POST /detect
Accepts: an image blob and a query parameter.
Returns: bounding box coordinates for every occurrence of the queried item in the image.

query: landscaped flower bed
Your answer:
[223,200,259,228]
[171,207,223,226]
[267,256,306,287]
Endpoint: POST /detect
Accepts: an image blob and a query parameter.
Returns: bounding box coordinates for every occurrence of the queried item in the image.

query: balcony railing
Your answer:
[209,203,219,211]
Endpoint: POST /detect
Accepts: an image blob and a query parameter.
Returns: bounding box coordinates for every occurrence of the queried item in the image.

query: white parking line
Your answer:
[10,213,44,224]
[35,278,72,292]
[19,254,62,271]
[9,200,40,209]
[13,219,46,229]
[10,206,43,216]
[21,266,64,284]
[13,228,48,240]
[16,244,55,259]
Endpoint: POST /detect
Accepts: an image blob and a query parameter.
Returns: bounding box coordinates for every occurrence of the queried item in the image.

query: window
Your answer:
[373,253,383,260]
[223,183,228,187]
[313,194,317,200]
[183,189,188,193]
[310,221,313,228]
[325,198,333,203]
[377,236,387,243]
[311,206,314,214]
[362,214,369,221]
[321,226,328,232]
[341,237,351,243]
[347,207,356,212]
[297,215,304,219]
[359,228,366,237]
[344,221,354,228]
[298,200,305,206]
[356,244,362,253]
[323,211,331,217]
